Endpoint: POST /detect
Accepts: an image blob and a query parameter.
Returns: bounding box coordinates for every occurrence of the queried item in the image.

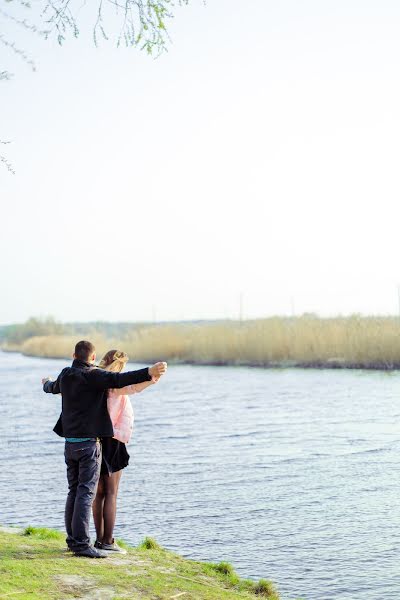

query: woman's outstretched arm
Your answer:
[111,376,160,396]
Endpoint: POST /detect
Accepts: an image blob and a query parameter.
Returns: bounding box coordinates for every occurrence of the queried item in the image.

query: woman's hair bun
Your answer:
[113,350,128,362]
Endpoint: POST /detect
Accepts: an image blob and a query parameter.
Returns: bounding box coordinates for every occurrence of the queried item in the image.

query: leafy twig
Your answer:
[0,142,15,174]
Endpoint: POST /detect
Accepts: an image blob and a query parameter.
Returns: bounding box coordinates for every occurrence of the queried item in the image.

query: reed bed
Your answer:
[7,315,400,370]
[18,334,109,360]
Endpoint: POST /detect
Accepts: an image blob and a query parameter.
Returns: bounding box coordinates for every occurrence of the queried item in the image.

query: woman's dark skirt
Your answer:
[100,437,130,475]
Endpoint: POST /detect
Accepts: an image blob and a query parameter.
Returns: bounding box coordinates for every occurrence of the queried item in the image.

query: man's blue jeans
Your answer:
[64,440,101,552]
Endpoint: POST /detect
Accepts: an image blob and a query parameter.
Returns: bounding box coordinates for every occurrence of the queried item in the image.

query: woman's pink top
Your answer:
[107,380,155,443]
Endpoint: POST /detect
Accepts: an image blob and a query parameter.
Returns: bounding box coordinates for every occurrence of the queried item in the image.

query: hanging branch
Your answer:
[0,141,15,174]
[42,0,189,55]
[1,0,192,173]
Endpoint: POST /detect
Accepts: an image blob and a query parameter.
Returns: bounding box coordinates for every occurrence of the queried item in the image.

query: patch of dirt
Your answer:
[106,557,131,566]
[154,567,177,574]
[112,590,143,599]
[108,556,152,567]
[54,574,97,589]
[124,569,149,577]
[53,574,116,599]
[78,588,116,599]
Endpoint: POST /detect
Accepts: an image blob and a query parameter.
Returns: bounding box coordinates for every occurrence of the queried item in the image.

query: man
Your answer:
[42,339,167,558]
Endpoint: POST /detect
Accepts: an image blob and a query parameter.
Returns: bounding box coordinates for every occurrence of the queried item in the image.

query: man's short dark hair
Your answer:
[74,340,96,362]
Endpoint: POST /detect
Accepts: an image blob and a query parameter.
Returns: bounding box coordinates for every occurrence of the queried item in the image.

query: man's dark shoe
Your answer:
[72,545,108,558]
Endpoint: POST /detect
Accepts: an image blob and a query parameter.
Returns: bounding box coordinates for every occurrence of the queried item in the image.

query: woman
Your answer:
[92,349,159,553]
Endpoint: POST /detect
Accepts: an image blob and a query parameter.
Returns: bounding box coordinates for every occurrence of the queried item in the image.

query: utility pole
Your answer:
[397,286,400,321]
[239,292,244,322]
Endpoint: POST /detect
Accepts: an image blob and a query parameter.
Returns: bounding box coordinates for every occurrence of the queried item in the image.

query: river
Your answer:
[1,350,399,599]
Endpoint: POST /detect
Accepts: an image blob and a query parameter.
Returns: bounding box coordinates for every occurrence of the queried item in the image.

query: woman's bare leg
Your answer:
[102,470,123,544]
[92,474,105,543]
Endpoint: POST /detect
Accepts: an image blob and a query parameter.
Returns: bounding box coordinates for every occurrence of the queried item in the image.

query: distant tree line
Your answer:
[0,316,205,346]
[0,317,65,344]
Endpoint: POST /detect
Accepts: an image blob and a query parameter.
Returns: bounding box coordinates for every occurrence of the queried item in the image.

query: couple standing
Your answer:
[42,340,167,558]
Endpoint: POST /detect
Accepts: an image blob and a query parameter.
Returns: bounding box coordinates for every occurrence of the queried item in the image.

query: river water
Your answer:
[1,350,400,599]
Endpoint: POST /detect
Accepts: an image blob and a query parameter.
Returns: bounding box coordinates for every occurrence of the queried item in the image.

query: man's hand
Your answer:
[149,362,167,378]
[42,377,51,385]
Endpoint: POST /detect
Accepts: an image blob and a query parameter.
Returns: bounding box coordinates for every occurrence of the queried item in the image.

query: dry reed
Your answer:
[5,315,400,370]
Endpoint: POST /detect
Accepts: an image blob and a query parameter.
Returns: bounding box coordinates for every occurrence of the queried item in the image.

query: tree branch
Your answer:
[1,0,192,174]
[41,0,189,54]
[0,141,15,174]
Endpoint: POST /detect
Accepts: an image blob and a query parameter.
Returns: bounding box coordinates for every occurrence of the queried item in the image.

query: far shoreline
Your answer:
[3,346,400,373]
[4,315,400,374]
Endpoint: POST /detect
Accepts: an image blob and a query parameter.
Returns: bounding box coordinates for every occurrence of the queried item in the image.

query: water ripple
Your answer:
[1,352,400,600]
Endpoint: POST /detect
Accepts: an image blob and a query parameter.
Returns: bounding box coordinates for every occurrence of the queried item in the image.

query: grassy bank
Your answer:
[0,526,283,599]
[4,315,400,370]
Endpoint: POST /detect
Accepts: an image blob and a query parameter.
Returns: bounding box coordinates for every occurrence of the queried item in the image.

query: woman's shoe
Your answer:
[95,539,127,554]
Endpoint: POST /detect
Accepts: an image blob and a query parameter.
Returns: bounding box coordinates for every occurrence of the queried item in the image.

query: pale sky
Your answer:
[2,0,400,324]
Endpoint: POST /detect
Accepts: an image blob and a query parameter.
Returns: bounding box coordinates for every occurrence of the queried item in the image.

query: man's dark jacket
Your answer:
[43,358,151,438]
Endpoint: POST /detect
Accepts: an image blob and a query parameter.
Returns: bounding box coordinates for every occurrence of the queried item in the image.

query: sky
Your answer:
[2,0,400,324]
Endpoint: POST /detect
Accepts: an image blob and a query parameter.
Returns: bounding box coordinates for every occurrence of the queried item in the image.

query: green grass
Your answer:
[0,526,285,599]
[205,563,280,599]
[254,579,280,598]
[138,536,163,550]
[115,537,131,550]
[212,561,236,576]
[24,526,65,540]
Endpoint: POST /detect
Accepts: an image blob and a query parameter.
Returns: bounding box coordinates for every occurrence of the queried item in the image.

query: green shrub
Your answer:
[254,578,279,598]
[138,536,162,550]
[209,561,240,586]
[213,561,235,576]
[24,526,64,540]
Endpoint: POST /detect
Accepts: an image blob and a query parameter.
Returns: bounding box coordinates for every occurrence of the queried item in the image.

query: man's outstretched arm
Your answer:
[42,373,62,394]
[90,362,167,391]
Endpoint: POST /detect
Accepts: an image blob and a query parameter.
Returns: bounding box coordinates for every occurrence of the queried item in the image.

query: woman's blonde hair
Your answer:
[98,349,129,373]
